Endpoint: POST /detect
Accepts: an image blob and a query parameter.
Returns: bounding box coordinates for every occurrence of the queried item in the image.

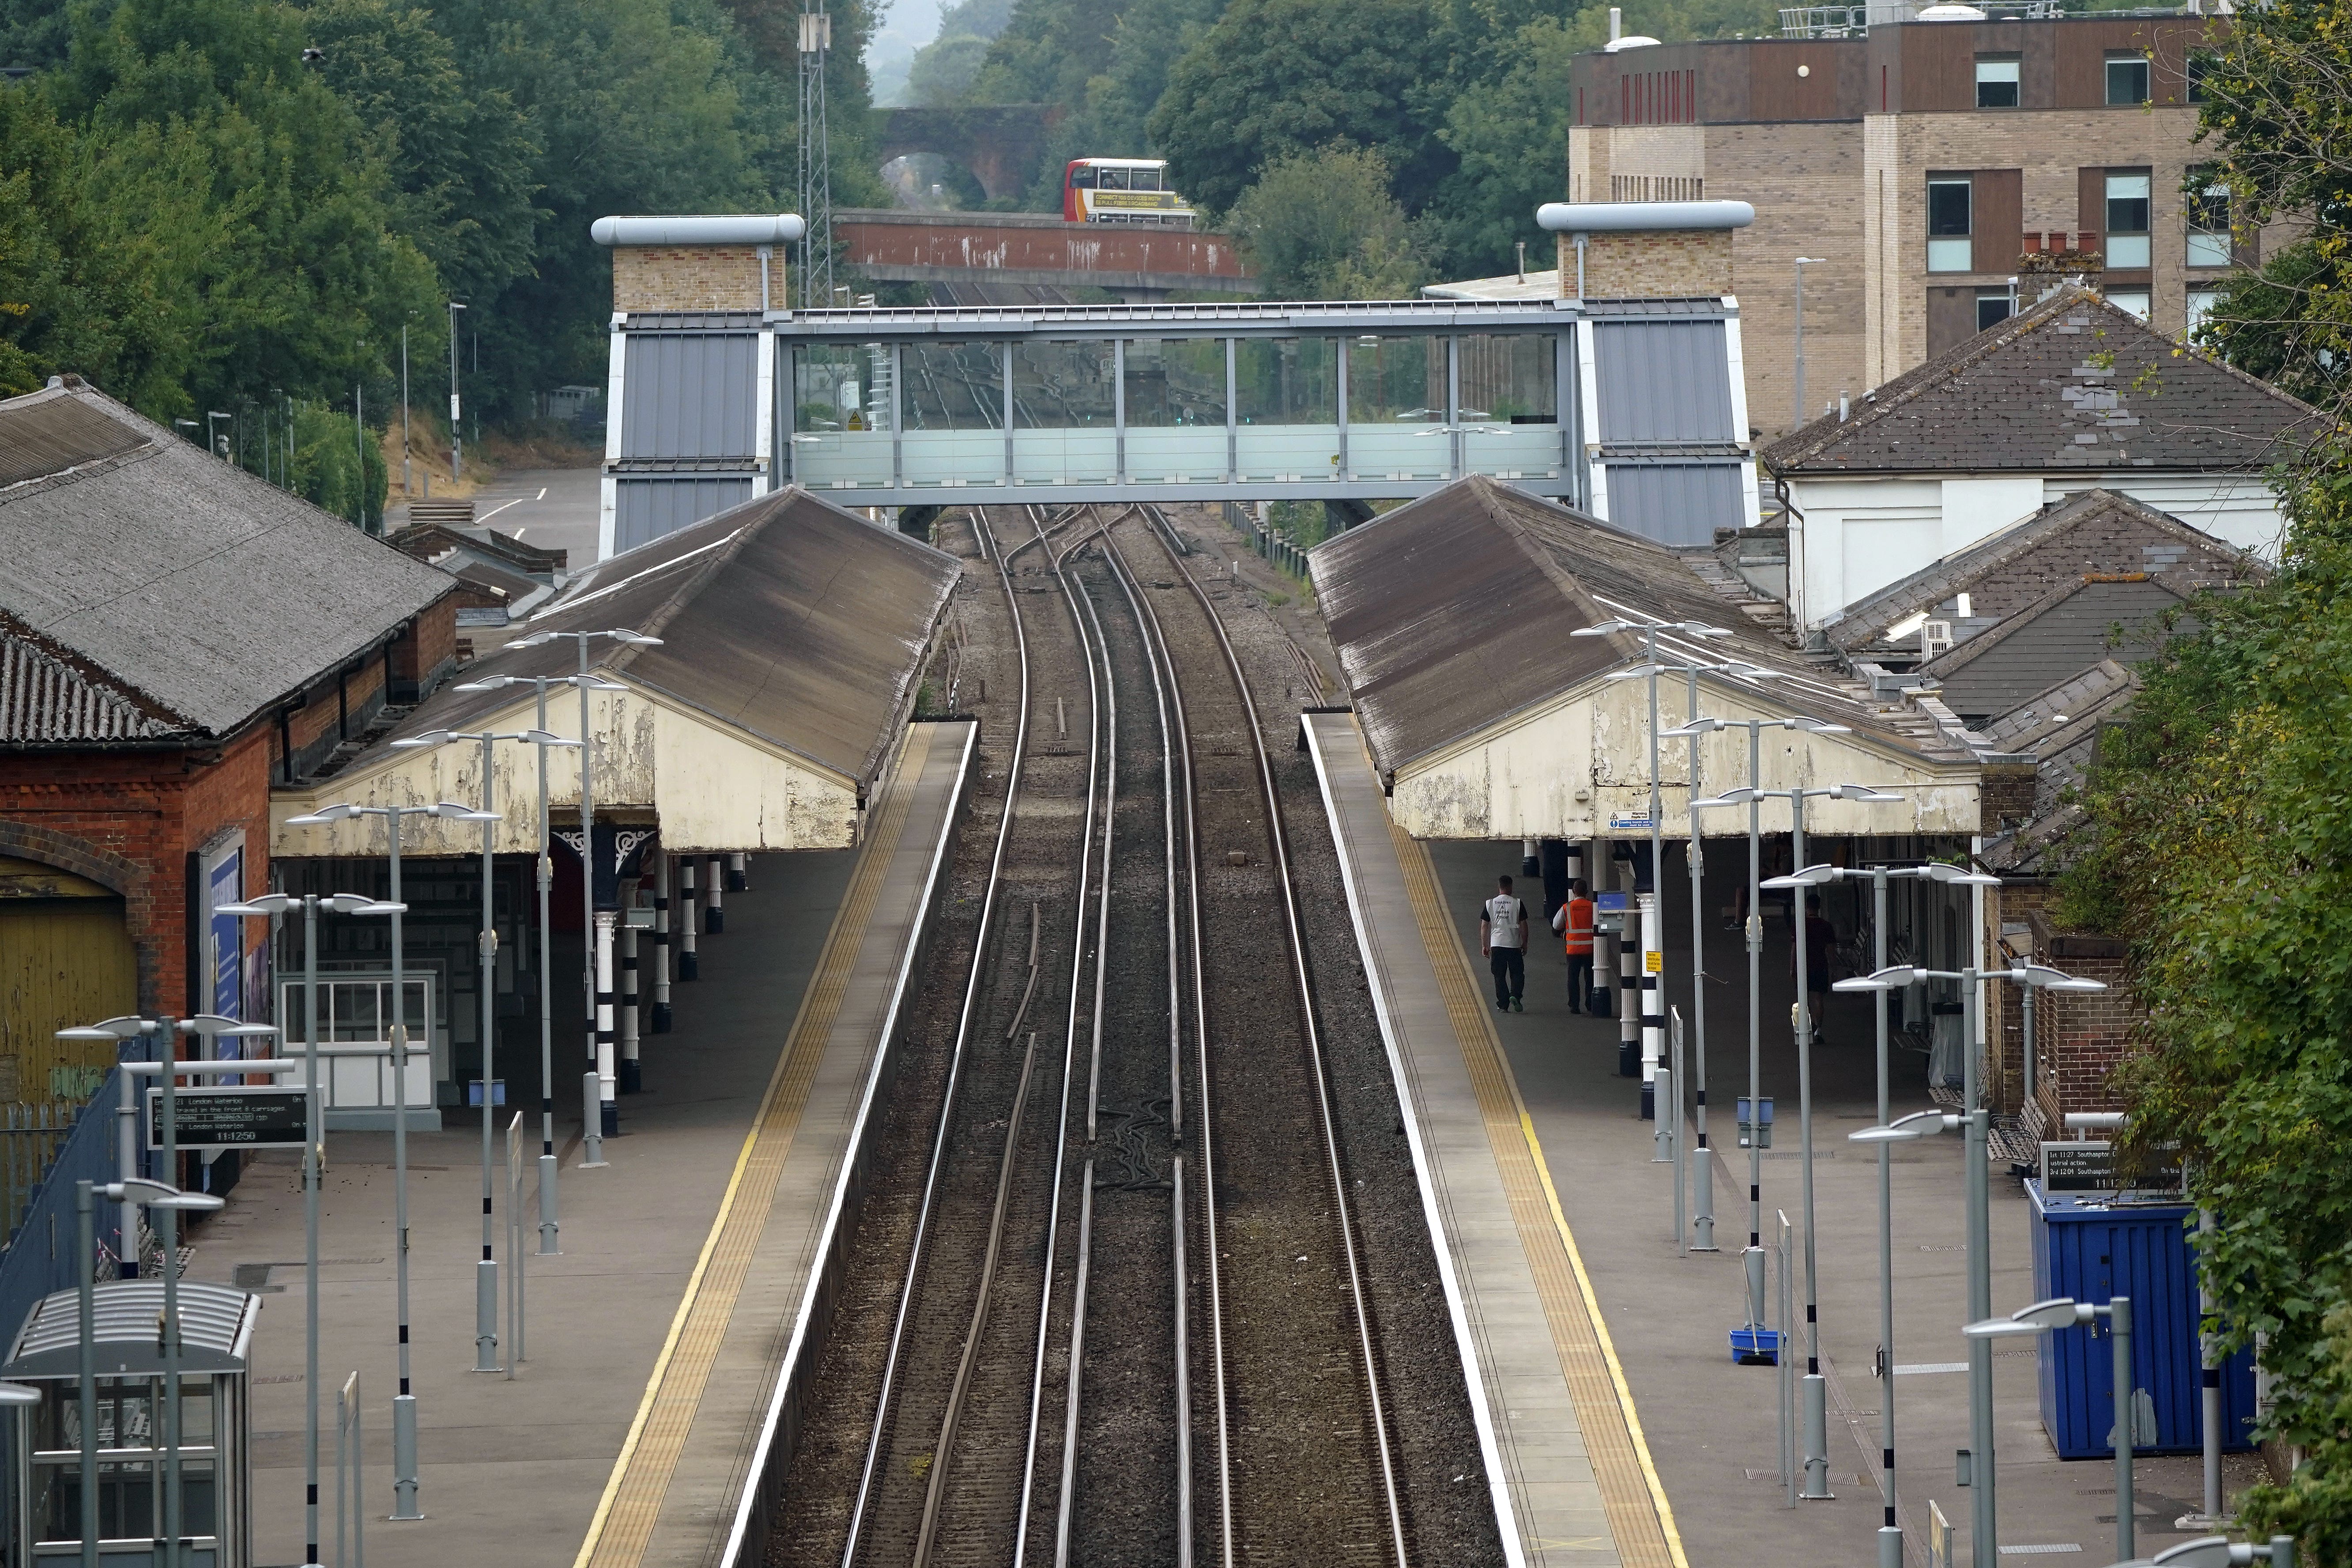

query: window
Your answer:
[1927,177,1972,273]
[2105,289,2151,320]
[2106,55,2149,106]
[1098,166,1131,190]
[2105,171,2151,268]
[2187,175,2231,268]
[1132,166,1162,192]
[1975,57,2020,109]
[2186,286,2220,334]
[2186,51,2211,103]
[1977,290,2015,332]
[1068,166,1096,189]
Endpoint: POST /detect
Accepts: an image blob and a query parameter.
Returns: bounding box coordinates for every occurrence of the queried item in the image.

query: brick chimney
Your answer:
[591,214,805,314]
[1538,200,1753,299]
[1979,759,2039,834]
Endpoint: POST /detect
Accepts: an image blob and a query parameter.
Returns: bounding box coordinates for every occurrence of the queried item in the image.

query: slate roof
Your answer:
[0,380,459,742]
[1762,284,2323,477]
[1979,660,2140,876]
[1310,476,1962,777]
[367,486,959,791]
[1827,488,2261,656]
[1914,572,2186,720]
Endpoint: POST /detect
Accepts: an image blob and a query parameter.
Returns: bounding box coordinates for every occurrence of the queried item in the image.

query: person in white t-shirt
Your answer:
[1479,874,1530,1013]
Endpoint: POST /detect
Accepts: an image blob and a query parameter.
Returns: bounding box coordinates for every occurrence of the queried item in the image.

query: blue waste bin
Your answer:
[2027,1180,2257,1459]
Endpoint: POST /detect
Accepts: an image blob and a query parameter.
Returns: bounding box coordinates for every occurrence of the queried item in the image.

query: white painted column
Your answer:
[677,857,699,980]
[1618,855,1640,1077]
[650,851,673,1033]
[704,856,725,934]
[592,911,618,1137]
[727,852,748,892]
[619,916,641,1093]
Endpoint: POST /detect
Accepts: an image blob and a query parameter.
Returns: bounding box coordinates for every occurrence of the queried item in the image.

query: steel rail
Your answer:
[1096,524,1198,1568]
[1103,519,1229,1564]
[838,508,1039,1568]
[1134,502,1413,1568]
[1010,503,1111,1566]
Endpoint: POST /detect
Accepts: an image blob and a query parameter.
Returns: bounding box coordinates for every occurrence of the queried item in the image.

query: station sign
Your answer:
[2039,1139,2185,1201]
[147,1085,308,1152]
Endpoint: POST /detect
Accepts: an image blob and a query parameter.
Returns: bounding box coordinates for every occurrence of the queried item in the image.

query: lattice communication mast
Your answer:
[797,8,835,309]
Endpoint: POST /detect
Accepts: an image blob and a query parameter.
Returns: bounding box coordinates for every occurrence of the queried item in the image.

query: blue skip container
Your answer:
[1730,1326,1781,1365]
[2027,1180,2256,1458]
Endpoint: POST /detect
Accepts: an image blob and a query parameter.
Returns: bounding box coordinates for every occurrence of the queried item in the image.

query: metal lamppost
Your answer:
[447,302,466,484]
[1839,957,2109,1568]
[1793,256,1826,428]
[1968,1297,2137,1564]
[1571,616,1733,1119]
[1691,776,1902,1501]
[400,321,412,503]
[281,799,498,1515]
[214,892,403,1568]
[70,1176,218,1568]
[389,726,570,1371]
[2129,1537,2298,1568]
[451,670,618,1249]
[1675,712,1845,1327]
[506,628,664,1156]
[205,411,233,460]
[1772,859,2001,1568]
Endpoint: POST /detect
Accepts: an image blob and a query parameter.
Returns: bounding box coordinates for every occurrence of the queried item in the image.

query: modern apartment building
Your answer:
[1569,7,2252,440]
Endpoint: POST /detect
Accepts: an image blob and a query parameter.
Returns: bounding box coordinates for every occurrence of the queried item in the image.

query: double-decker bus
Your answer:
[1062,158,1196,228]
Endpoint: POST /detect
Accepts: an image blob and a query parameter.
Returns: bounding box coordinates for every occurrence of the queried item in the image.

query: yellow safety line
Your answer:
[1386,816,1686,1568]
[572,723,935,1568]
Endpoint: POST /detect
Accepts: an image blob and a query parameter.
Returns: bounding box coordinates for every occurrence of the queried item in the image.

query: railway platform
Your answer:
[1302,708,1683,1568]
[195,718,975,1568]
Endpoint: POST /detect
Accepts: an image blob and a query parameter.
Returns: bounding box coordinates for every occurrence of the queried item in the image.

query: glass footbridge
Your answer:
[598,296,1755,558]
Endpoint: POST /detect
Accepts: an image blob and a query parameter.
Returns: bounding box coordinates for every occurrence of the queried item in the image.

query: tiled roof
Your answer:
[0,380,459,741]
[1762,285,2322,476]
[1827,487,2261,655]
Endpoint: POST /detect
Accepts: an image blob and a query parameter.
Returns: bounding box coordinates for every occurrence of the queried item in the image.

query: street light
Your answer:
[1572,616,1734,1119]
[507,627,663,1155]
[1793,257,1827,428]
[70,1175,221,1568]
[205,411,233,461]
[1839,956,2108,1568]
[1784,859,1999,1567]
[214,892,401,1566]
[283,799,496,1516]
[389,727,568,1368]
[1696,774,1899,1500]
[1966,1295,2137,1564]
[2126,1537,2298,1568]
[447,302,466,484]
[454,671,613,1250]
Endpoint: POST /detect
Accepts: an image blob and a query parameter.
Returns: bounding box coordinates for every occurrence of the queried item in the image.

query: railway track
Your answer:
[772,501,1418,1568]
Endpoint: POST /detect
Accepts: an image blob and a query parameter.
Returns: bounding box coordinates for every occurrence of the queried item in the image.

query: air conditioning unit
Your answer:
[1921,619,1955,660]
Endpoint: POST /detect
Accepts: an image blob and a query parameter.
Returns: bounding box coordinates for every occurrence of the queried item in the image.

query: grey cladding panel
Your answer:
[1603,464,1744,547]
[1593,320,1736,444]
[622,335,758,459]
[615,477,758,554]
[1931,578,2182,721]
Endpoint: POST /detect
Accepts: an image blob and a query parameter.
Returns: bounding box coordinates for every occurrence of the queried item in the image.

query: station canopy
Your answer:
[1311,477,1983,840]
[273,487,958,857]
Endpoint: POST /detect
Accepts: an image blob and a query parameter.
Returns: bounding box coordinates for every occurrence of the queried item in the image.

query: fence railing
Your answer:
[0,1067,126,1355]
[1221,501,1314,580]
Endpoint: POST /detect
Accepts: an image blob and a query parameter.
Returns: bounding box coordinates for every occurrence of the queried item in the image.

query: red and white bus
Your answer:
[1062,158,1196,227]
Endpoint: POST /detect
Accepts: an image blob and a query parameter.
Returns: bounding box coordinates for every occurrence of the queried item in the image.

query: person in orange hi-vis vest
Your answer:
[1551,878,1597,1014]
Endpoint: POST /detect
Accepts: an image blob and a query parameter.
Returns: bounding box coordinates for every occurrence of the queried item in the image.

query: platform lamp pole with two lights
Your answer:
[449,668,624,1246]
[1768,858,2001,1568]
[387,726,573,1370]
[198,892,403,1567]
[1838,954,2108,1568]
[1966,1295,2138,1564]
[1684,775,1902,1500]
[1569,617,1734,1120]
[501,627,663,1158]
[277,799,498,1515]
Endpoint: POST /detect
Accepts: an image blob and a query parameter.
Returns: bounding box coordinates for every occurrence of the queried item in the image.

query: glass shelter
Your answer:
[2,1282,260,1568]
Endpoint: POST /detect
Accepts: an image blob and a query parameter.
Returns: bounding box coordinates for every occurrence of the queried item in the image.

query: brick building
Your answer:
[0,378,460,1101]
[1569,8,2269,439]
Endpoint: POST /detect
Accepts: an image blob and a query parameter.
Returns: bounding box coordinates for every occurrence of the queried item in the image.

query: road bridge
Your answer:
[835,209,1254,301]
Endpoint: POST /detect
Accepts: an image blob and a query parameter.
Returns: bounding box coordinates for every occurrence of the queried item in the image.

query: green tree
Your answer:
[287,397,388,525]
[1226,146,1429,299]
[1150,0,1452,214]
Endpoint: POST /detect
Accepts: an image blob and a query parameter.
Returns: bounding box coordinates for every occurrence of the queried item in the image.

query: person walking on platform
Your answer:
[1481,874,1530,1013]
[1551,878,1596,1014]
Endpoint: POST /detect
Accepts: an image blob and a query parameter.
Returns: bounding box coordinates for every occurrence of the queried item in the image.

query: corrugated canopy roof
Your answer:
[1762,285,2324,477]
[5,1280,260,1376]
[1312,476,1951,776]
[369,487,958,790]
[0,382,459,739]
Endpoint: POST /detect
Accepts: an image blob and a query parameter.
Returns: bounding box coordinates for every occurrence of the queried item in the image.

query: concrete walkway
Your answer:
[1421,841,2265,1568]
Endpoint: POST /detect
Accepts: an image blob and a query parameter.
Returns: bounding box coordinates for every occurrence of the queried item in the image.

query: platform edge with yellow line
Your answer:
[1303,708,1688,1568]
[572,718,978,1568]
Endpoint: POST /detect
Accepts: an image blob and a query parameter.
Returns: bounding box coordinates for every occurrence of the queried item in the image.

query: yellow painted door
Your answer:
[0,869,137,1104]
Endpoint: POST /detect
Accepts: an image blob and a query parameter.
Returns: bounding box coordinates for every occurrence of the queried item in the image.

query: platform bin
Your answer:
[2026,1180,2256,1459]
